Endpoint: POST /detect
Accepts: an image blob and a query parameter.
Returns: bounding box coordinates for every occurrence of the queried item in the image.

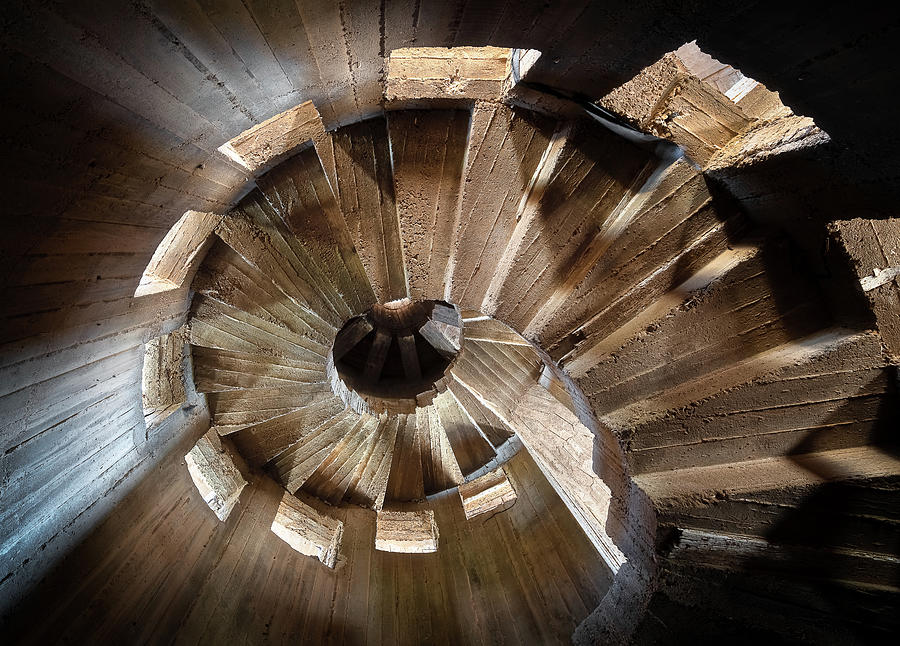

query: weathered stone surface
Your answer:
[185,429,247,522]
[218,100,325,172]
[614,331,895,473]
[458,466,516,520]
[386,47,509,103]
[598,53,687,128]
[830,217,900,358]
[388,109,469,301]
[271,491,343,568]
[708,114,828,171]
[537,158,728,357]
[648,74,752,165]
[508,386,629,570]
[142,327,187,427]
[135,211,222,297]
[575,241,828,415]
[331,117,407,303]
[375,509,439,553]
[447,102,556,311]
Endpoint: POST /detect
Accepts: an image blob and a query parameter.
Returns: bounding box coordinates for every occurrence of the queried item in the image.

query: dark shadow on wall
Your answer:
[757,365,900,642]
[637,368,900,645]
[705,139,883,332]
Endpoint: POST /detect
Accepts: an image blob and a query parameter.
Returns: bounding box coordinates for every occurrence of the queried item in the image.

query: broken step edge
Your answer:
[185,429,249,522]
[217,100,328,175]
[271,490,344,568]
[374,508,439,553]
[458,466,517,520]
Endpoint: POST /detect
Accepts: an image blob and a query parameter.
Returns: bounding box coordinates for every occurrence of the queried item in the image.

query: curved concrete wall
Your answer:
[1,2,898,641]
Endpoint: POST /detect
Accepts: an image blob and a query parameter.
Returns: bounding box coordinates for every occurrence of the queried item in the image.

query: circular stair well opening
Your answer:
[331,299,462,413]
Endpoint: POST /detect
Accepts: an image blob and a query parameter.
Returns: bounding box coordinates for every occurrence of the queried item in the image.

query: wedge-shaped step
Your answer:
[576,241,829,415]
[417,404,465,494]
[611,330,897,473]
[485,119,653,329]
[136,210,221,297]
[256,146,375,315]
[458,466,517,520]
[433,391,496,477]
[648,74,752,166]
[216,193,346,327]
[447,378,514,448]
[385,414,425,502]
[635,445,900,515]
[331,117,406,302]
[388,109,469,300]
[142,329,187,427]
[331,317,374,361]
[386,46,510,104]
[185,429,247,522]
[190,295,328,362]
[642,448,900,555]
[271,491,343,568]
[218,100,326,172]
[418,319,460,357]
[448,102,556,311]
[564,245,747,376]
[451,340,543,423]
[229,396,347,466]
[205,383,333,436]
[533,158,732,352]
[195,238,335,344]
[666,527,899,589]
[271,409,361,493]
[245,189,356,322]
[302,415,381,505]
[191,346,326,393]
[345,414,403,509]
[462,317,530,346]
[375,509,439,553]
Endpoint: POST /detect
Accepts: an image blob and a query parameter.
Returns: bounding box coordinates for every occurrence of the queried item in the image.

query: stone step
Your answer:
[195,239,335,343]
[270,490,343,569]
[302,414,381,505]
[447,101,556,312]
[189,295,327,362]
[608,330,896,472]
[485,118,653,331]
[635,445,900,510]
[537,158,731,353]
[191,346,325,392]
[447,377,515,448]
[205,383,333,436]
[385,413,425,502]
[229,396,347,467]
[271,409,361,494]
[387,109,469,301]
[255,145,375,315]
[416,403,465,494]
[184,430,247,523]
[432,390,496,477]
[575,240,830,415]
[215,198,344,327]
[344,414,403,510]
[330,116,407,302]
[243,190,355,323]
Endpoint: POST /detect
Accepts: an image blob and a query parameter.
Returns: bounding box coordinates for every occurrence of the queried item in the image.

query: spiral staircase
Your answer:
[173,82,896,641]
[2,6,899,644]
